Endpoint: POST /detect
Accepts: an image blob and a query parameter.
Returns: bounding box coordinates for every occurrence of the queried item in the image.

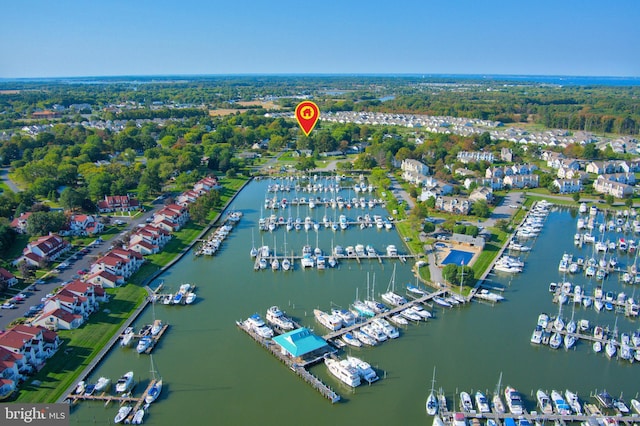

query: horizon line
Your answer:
[1,72,640,82]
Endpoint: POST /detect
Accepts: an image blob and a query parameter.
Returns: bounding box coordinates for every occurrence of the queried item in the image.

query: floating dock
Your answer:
[436,388,640,425]
[321,290,446,341]
[65,379,158,423]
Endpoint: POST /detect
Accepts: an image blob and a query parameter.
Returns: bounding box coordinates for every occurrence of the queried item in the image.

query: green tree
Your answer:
[606,194,615,205]
[572,192,580,203]
[471,200,490,218]
[26,211,67,236]
[59,187,85,211]
[625,197,634,208]
[423,222,435,233]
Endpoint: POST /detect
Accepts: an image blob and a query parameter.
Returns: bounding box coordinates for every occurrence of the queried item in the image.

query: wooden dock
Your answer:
[436,388,640,425]
[321,290,446,341]
[236,321,340,403]
[253,252,417,270]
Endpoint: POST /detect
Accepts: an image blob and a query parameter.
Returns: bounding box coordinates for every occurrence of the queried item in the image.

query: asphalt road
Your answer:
[0,167,20,192]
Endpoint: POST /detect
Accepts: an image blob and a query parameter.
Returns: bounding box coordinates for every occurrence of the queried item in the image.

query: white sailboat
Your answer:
[426,366,438,415]
[145,355,163,404]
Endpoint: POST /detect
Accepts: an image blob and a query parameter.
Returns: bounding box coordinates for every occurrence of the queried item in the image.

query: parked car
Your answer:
[1,303,16,309]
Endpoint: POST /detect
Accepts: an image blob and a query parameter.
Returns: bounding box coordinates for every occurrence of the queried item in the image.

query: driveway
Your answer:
[0,167,20,192]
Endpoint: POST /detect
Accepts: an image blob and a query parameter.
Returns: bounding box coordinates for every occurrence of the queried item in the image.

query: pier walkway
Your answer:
[321,290,446,341]
[236,321,340,403]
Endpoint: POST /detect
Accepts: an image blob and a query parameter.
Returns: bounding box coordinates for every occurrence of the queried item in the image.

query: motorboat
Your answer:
[353,329,377,346]
[530,325,543,344]
[460,391,473,412]
[136,336,152,354]
[565,390,582,414]
[120,327,135,347]
[409,304,432,319]
[536,389,553,415]
[131,408,145,425]
[313,309,343,331]
[342,332,363,348]
[551,389,572,415]
[346,355,379,383]
[475,391,490,413]
[372,317,399,339]
[432,296,452,308]
[151,319,163,337]
[95,376,111,392]
[400,307,422,322]
[266,306,295,330]
[185,292,197,304]
[332,309,356,327]
[75,380,86,395]
[630,398,640,415]
[360,323,387,343]
[115,371,134,394]
[504,386,524,415]
[114,405,132,424]
[389,314,409,326]
[605,339,617,358]
[615,398,630,414]
[324,357,361,387]
[244,314,274,338]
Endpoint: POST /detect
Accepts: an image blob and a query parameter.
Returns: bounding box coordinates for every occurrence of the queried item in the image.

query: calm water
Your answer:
[70,183,638,425]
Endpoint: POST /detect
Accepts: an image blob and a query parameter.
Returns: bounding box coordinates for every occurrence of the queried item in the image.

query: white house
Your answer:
[553,179,582,194]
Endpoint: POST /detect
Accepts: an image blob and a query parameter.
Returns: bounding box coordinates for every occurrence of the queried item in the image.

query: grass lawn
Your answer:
[471,228,508,278]
[15,284,148,403]
[11,176,249,403]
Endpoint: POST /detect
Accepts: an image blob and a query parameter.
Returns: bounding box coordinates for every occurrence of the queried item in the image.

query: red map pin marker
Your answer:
[295,101,320,136]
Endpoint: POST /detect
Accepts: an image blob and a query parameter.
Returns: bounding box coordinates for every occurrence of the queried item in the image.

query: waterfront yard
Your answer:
[12,176,249,403]
[15,284,148,403]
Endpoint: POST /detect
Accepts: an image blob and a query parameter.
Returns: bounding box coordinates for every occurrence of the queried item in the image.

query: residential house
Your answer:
[0,268,18,287]
[510,163,538,175]
[544,152,566,169]
[586,161,619,175]
[96,195,140,213]
[63,214,104,236]
[469,187,495,203]
[32,308,84,331]
[553,179,582,194]
[593,176,634,198]
[91,248,143,279]
[601,173,636,185]
[0,325,59,371]
[435,196,470,215]
[176,190,200,207]
[84,270,124,288]
[0,346,24,395]
[464,177,504,191]
[153,204,189,231]
[503,174,540,189]
[9,212,32,234]
[500,147,513,162]
[456,151,494,164]
[400,159,429,176]
[193,176,220,194]
[485,167,506,179]
[16,234,70,267]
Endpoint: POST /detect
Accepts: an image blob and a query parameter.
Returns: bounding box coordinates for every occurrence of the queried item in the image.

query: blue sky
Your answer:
[2,0,639,78]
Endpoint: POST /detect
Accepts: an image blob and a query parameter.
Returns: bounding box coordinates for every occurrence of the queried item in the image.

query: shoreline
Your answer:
[54,177,252,403]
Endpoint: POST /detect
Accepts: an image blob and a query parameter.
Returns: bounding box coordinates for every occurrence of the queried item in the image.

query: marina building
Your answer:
[272,328,329,361]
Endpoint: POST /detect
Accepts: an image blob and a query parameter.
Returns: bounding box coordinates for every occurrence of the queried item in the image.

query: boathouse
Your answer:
[272,328,328,360]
